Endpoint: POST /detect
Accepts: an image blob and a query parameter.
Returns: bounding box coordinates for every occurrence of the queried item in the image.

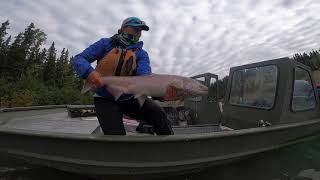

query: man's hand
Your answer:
[163,86,184,101]
[87,71,103,88]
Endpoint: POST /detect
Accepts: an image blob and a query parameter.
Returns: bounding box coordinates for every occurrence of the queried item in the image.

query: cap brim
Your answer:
[131,24,149,31]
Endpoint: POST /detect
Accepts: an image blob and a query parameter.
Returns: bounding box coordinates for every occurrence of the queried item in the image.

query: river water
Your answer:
[184,136,320,180]
[1,136,320,180]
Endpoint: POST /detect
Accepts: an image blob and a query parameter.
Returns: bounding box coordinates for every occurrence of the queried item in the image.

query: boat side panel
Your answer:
[0,119,319,177]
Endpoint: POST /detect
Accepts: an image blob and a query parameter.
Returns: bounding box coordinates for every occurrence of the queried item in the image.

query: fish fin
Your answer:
[136,96,147,107]
[106,85,124,100]
[81,80,93,94]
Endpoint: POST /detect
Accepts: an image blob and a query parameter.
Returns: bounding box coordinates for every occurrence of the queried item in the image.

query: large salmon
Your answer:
[82,74,208,106]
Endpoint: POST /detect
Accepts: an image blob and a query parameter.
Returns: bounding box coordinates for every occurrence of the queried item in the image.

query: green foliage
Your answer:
[293,50,320,71]
[0,20,91,108]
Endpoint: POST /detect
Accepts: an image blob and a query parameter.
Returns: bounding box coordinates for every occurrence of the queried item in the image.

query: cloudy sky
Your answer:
[1,0,320,77]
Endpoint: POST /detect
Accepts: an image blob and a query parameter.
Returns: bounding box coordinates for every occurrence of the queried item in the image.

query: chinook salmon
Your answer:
[82,74,208,106]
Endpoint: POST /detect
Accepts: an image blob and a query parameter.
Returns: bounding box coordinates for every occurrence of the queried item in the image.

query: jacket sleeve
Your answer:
[136,49,152,76]
[73,38,111,79]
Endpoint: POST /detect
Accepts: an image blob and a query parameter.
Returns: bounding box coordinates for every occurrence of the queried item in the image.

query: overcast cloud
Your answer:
[1,0,319,77]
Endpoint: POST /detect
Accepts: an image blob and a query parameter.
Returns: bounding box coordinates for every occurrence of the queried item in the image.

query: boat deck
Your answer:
[0,107,227,135]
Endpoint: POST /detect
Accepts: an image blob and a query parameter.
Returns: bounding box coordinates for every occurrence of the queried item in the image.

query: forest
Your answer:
[0,20,92,108]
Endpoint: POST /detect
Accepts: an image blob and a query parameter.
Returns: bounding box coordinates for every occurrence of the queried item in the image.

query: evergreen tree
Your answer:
[28,29,46,65]
[19,23,36,73]
[63,49,71,84]
[36,48,47,65]
[6,33,25,81]
[64,49,69,63]
[43,42,56,86]
[21,23,47,71]
[68,56,82,89]
[4,35,11,48]
[0,35,11,79]
[56,48,66,88]
[0,20,10,78]
[0,20,9,47]
[309,50,320,69]
[63,50,69,68]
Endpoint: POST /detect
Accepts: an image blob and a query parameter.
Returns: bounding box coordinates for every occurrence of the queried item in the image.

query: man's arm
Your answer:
[73,38,112,79]
[136,49,163,101]
[136,49,152,76]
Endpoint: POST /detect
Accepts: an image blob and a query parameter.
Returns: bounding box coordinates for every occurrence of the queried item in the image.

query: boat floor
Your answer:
[0,107,230,135]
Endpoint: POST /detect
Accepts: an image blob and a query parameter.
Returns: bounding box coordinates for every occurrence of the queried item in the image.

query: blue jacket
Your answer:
[73,37,152,99]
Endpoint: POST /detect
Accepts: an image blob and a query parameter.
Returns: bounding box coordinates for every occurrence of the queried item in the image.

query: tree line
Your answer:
[293,50,320,71]
[0,20,92,108]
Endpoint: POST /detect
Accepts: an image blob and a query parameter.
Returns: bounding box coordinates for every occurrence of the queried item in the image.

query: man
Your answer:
[73,17,174,135]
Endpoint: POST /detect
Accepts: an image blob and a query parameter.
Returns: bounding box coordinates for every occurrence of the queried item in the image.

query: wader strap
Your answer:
[115,49,127,76]
[124,56,134,76]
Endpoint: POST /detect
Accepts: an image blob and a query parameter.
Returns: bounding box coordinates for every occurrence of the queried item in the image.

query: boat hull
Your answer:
[0,119,319,179]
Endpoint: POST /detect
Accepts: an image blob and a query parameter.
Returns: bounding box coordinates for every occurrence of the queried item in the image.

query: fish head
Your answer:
[182,77,208,96]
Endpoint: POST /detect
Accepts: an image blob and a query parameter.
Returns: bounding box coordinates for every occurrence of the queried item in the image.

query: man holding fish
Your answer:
[73,17,207,135]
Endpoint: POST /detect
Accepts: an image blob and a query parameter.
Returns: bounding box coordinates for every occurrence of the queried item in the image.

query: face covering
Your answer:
[119,32,140,46]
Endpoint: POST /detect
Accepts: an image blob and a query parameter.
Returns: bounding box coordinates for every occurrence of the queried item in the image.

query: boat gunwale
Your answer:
[0,105,67,112]
[0,118,319,143]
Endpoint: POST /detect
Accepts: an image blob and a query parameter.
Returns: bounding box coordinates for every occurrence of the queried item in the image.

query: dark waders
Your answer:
[94,97,174,135]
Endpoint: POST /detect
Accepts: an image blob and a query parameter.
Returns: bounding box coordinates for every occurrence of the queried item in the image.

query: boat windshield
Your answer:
[229,65,278,109]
